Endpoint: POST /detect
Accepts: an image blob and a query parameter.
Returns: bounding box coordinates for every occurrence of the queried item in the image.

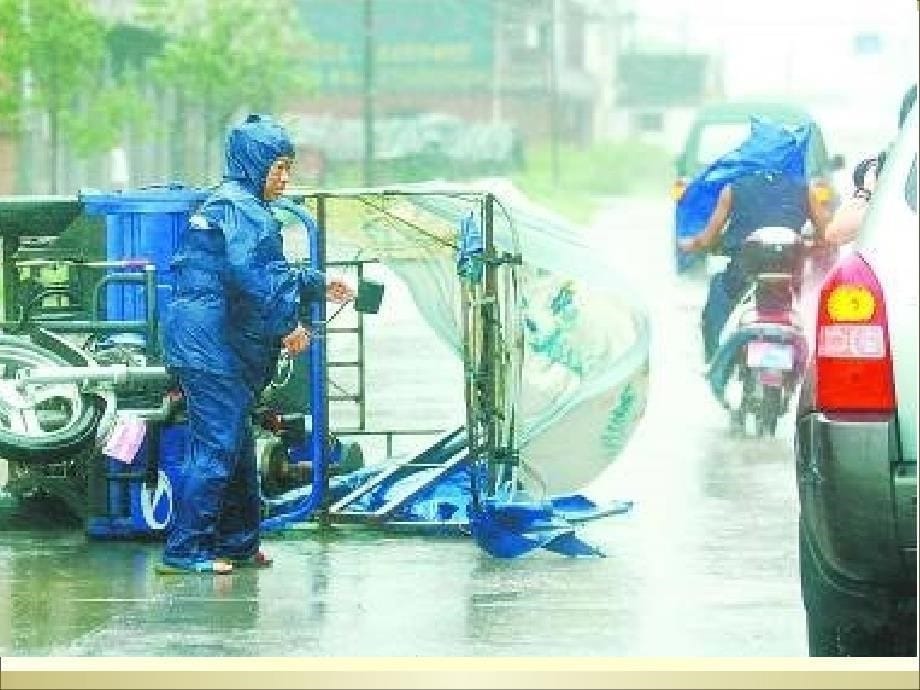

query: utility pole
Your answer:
[491,0,503,123]
[548,0,560,185]
[17,0,33,194]
[363,0,375,187]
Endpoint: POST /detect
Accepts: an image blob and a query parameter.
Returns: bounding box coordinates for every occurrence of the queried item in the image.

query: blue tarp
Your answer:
[675,117,814,243]
[262,461,632,536]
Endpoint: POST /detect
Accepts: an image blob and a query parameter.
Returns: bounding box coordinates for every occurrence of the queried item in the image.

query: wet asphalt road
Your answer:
[0,196,807,657]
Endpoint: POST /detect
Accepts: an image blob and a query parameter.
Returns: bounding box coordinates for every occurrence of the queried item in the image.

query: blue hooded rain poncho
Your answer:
[162,114,324,570]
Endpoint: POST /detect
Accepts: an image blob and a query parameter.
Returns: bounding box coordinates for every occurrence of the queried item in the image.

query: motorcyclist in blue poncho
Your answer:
[158,114,354,574]
[678,118,829,363]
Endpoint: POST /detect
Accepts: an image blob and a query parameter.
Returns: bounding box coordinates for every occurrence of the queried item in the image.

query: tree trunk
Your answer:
[169,90,187,182]
[49,106,59,193]
[202,89,214,184]
[203,110,213,184]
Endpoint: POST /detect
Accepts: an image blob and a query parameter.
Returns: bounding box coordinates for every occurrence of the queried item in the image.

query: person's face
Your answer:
[263,156,293,200]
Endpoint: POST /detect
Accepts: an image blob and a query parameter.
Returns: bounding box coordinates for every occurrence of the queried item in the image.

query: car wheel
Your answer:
[804,605,843,656]
[799,523,917,656]
[800,525,854,655]
[807,608,915,657]
[0,333,103,463]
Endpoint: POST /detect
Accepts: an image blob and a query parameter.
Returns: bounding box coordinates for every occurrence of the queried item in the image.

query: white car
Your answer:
[795,103,918,656]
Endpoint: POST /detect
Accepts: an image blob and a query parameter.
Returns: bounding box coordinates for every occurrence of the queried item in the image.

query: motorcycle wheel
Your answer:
[756,385,782,437]
[737,369,760,437]
[729,408,745,436]
[0,333,102,463]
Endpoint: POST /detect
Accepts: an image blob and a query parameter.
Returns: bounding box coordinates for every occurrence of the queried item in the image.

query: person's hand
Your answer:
[326,277,355,305]
[281,324,311,356]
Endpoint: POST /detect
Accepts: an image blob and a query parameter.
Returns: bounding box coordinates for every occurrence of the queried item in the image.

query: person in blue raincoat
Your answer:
[677,118,829,363]
[159,114,353,574]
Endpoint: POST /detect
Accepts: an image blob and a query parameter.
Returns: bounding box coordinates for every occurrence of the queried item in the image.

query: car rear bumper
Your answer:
[796,411,917,589]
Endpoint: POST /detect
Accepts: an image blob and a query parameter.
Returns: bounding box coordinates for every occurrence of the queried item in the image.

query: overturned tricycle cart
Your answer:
[0,182,649,557]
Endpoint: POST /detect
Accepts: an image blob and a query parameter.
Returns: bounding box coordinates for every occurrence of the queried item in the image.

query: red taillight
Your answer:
[815,253,895,413]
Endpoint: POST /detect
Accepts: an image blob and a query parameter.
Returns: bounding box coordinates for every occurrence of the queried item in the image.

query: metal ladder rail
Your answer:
[325,259,369,431]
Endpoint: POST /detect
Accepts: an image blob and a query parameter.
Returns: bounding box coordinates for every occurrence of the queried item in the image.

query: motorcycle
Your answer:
[706,226,809,437]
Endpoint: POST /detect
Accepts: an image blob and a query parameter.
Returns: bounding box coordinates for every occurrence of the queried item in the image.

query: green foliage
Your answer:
[22,0,105,115]
[0,0,25,128]
[3,0,119,188]
[0,0,143,163]
[62,81,153,157]
[143,0,315,134]
[514,139,672,224]
[5,0,318,172]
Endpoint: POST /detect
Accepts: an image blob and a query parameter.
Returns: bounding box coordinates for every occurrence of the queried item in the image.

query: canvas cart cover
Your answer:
[281,181,649,494]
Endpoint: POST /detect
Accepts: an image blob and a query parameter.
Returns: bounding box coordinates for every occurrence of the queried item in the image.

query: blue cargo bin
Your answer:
[80,184,205,539]
[80,185,208,346]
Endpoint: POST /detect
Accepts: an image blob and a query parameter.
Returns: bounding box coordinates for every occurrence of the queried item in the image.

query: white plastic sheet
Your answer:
[284,181,649,494]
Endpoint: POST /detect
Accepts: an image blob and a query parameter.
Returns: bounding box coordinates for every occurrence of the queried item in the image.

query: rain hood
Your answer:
[224,114,296,200]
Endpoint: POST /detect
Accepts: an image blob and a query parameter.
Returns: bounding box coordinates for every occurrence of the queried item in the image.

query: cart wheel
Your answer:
[0,333,102,463]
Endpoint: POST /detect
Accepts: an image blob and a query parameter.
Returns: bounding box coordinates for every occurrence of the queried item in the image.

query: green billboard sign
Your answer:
[617,53,709,107]
[296,0,494,92]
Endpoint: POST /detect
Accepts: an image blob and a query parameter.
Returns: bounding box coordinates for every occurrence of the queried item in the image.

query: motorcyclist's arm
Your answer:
[807,186,831,241]
[682,185,732,253]
[823,197,867,247]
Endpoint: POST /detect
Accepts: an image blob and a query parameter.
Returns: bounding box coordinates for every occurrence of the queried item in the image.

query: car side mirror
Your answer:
[830,153,845,172]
